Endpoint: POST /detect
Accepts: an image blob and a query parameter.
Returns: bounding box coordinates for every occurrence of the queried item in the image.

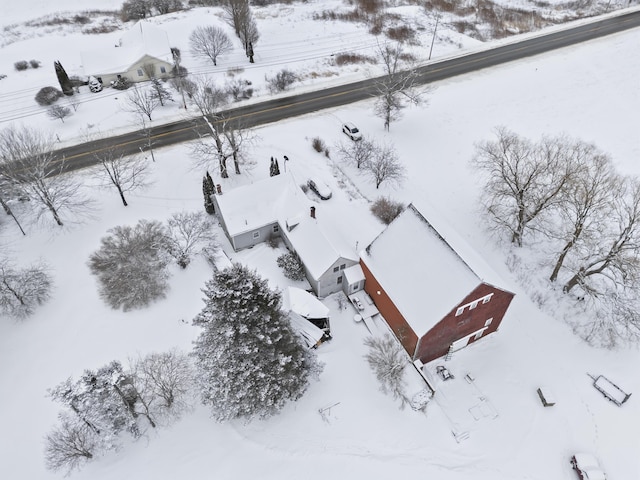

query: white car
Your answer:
[571,454,607,480]
[342,122,362,141]
[88,76,102,93]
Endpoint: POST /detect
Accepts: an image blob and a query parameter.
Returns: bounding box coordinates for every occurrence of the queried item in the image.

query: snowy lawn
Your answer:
[1,2,640,480]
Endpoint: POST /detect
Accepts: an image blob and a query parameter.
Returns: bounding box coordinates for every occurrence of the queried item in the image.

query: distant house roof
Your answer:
[361,202,509,335]
[81,20,173,76]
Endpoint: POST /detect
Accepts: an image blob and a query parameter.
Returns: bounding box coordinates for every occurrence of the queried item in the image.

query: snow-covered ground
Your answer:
[1,1,639,479]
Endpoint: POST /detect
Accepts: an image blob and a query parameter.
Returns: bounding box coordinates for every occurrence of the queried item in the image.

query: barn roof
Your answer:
[361,202,510,335]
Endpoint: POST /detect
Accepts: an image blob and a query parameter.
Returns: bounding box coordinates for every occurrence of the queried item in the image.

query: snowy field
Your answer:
[1,1,640,479]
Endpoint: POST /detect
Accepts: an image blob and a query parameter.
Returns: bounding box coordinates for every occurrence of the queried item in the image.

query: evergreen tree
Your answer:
[274,158,280,175]
[269,157,276,177]
[202,172,215,214]
[54,61,73,96]
[191,264,322,422]
[149,77,173,106]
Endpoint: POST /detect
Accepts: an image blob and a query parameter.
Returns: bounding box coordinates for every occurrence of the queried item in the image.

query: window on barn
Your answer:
[482,294,493,304]
[455,306,464,316]
[137,69,143,76]
[485,318,493,327]
[469,301,478,310]
[253,231,260,239]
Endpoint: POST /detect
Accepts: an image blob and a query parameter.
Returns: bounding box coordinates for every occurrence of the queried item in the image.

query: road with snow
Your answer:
[51,10,640,173]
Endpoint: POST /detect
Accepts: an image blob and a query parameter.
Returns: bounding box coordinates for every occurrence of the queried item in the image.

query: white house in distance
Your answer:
[81,20,174,85]
[212,172,359,298]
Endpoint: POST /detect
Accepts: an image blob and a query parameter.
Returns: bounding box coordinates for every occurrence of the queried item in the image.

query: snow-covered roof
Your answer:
[215,172,310,237]
[343,263,365,285]
[362,203,502,335]
[81,20,173,75]
[285,215,357,281]
[283,287,330,319]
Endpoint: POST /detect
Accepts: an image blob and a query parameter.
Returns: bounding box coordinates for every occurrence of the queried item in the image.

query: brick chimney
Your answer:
[310,206,316,219]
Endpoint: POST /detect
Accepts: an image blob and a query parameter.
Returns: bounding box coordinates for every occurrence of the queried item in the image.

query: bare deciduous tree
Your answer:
[88,220,171,311]
[337,137,375,169]
[562,177,640,294]
[44,413,98,475]
[93,148,151,207]
[165,211,218,268]
[189,26,233,66]
[547,146,616,282]
[0,125,93,227]
[129,349,195,425]
[124,84,160,122]
[471,127,577,247]
[363,142,406,189]
[364,334,409,409]
[189,77,229,117]
[373,42,425,130]
[47,105,72,123]
[0,258,52,320]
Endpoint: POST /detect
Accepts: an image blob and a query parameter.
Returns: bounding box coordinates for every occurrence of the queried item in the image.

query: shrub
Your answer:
[311,137,326,153]
[385,25,416,43]
[35,86,63,106]
[0,74,6,81]
[111,77,131,90]
[277,251,306,281]
[14,61,29,71]
[226,78,253,101]
[334,53,375,66]
[370,197,404,225]
[265,69,297,94]
[29,59,41,69]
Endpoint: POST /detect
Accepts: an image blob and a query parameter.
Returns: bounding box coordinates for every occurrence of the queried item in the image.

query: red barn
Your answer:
[360,203,514,365]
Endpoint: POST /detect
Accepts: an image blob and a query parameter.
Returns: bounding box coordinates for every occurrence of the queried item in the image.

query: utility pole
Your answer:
[429,13,440,61]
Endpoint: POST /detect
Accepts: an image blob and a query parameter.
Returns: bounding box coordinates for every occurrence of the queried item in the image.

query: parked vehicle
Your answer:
[571,453,607,480]
[88,76,102,93]
[342,122,362,141]
[308,179,332,200]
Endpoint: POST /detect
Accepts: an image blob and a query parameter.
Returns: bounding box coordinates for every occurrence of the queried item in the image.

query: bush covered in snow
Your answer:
[34,86,63,106]
[370,196,404,225]
[277,250,306,281]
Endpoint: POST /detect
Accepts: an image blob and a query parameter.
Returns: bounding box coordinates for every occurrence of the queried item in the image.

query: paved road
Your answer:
[53,10,640,173]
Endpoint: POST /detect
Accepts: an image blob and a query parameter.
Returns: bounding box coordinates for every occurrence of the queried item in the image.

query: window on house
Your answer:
[160,66,166,73]
[137,69,143,76]
[455,307,464,316]
[337,276,343,284]
[352,284,358,292]
[252,231,260,239]
[340,264,346,270]
[333,266,339,273]
[273,224,279,233]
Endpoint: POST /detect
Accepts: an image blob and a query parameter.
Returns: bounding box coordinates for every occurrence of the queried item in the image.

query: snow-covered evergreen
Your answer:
[191,264,322,422]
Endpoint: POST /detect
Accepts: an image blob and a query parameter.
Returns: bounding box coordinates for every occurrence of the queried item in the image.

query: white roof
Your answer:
[285,216,357,281]
[288,311,325,349]
[81,21,173,75]
[215,172,310,237]
[283,287,330,319]
[343,264,365,285]
[362,203,491,335]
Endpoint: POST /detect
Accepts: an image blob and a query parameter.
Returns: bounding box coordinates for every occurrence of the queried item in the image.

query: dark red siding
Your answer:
[414,283,514,364]
[360,260,418,356]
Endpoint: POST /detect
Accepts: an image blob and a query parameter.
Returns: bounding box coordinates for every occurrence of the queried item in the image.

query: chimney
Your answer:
[310,206,316,219]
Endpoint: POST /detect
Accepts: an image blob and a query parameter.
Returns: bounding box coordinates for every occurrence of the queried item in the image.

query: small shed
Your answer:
[283,287,331,341]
